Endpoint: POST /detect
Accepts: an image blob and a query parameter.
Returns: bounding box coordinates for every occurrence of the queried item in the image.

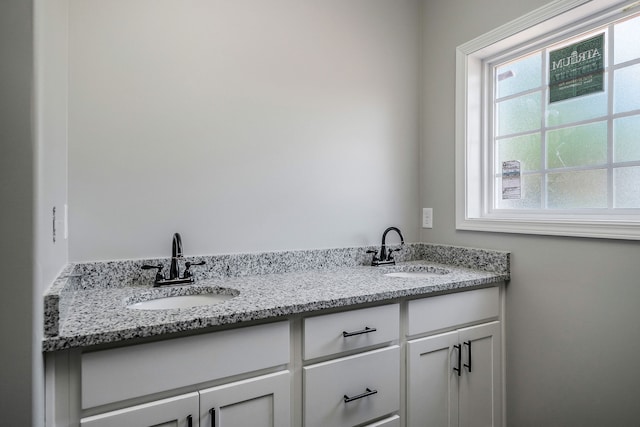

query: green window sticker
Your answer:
[549,33,604,103]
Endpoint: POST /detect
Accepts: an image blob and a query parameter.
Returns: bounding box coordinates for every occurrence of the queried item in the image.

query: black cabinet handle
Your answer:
[453,344,462,376]
[209,408,215,427]
[342,326,377,337]
[187,414,193,427]
[344,387,378,403]
[464,340,472,372]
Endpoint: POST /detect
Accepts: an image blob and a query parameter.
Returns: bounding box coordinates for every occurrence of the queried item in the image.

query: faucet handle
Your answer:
[387,247,402,261]
[366,249,380,265]
[141,264,164,282]
[183,260,206,279]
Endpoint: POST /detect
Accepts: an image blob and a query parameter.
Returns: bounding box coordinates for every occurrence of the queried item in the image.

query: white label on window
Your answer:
[502,160,521,199]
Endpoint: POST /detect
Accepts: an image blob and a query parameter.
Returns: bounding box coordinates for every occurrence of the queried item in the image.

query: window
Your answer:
[456,0,640,239]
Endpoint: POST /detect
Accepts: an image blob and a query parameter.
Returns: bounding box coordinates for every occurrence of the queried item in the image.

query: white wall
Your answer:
[32,1,71,426]
[68,0,421,261]
[0,1,36,425]
[420,1,640,425]
[35,0,69,291]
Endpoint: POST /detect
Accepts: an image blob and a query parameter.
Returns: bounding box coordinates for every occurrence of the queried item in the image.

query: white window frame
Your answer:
[456,0,640,240]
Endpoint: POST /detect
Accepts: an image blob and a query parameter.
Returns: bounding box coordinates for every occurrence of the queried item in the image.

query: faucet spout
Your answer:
[380,226,405,262]
[368,226,405,266]
[142,232,206,286]
[169,232,183,280]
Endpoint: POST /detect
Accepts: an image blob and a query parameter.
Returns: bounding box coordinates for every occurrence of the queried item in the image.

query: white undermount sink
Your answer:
[384,271,445,278]
[382,264,450,279]
[127,289,237,310]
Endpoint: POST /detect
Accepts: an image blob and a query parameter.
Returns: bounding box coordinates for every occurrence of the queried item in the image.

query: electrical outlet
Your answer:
[422,208,433,228]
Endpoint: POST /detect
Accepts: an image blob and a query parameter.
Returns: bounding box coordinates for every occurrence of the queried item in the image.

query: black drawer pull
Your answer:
[464,340,472,372]
[453,344,462,376]
[342,326,377,337]
[344,387,378,403]
[209,408,215,427]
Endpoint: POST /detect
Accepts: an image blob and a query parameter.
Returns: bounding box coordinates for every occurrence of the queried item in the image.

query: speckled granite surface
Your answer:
[42,243,509,352]
[43,264,79,337]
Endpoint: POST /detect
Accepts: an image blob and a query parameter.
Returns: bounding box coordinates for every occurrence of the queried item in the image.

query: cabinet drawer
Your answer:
[303,303,399,360]
[81,321,290,409]
[407,287,499,336]
[303,346,399,427]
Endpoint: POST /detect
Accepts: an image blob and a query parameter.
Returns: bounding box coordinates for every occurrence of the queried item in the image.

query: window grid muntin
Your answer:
[540,46,549,209]
[607,26,616,208]
[489,12,640,213]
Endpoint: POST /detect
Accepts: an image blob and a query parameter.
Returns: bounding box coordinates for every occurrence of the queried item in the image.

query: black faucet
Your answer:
[368,226,405,266]
[169,232,183,280]
[141,232,205,286]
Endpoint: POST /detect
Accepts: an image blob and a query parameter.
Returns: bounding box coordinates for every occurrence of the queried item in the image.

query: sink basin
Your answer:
[382,264,450,279]
[127,288,237,310]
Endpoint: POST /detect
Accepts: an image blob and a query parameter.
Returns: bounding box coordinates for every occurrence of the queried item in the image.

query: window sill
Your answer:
[456,216,640,240]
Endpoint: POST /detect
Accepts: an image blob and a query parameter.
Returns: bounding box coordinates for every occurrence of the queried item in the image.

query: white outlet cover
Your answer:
[422,208,433,228]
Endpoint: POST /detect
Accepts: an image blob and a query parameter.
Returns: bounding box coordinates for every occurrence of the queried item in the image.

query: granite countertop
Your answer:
[42,244,510,352]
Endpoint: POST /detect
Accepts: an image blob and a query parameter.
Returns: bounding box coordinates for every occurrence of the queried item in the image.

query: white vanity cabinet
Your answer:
[406,287,502,427]
[46,285,505,427]
[302,304,401,427]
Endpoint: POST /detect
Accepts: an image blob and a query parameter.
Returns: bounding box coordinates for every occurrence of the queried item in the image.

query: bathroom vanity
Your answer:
[43,243,508,427]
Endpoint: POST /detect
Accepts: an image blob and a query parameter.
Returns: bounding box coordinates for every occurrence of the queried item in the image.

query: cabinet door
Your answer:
[199,371,290,427]
[458,321,502,427]
[406,331,459,427]
[80,392,199,427]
